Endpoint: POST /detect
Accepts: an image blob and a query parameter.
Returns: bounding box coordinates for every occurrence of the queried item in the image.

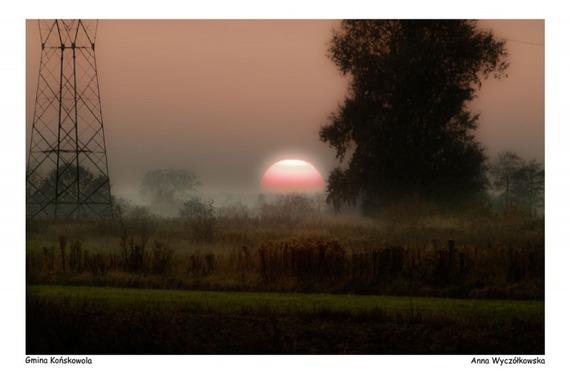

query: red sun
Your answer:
[261,159,325,193]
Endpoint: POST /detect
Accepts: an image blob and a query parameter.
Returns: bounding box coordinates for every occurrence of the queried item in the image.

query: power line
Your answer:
[505,38,544,47]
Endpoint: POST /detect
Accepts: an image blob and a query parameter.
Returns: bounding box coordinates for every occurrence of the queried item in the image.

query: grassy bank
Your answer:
[27,285,544,354]
[27,285,544,319]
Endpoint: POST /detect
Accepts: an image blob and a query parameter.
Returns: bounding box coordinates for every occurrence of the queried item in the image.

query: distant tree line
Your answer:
[139,169,201,217]
[489,151,544,215]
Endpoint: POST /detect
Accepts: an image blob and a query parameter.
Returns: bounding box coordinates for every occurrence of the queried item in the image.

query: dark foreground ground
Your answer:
[27,293,543,355]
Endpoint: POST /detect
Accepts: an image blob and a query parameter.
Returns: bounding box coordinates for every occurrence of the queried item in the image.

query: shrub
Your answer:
[179,197,216,242]
[152,240,174,274]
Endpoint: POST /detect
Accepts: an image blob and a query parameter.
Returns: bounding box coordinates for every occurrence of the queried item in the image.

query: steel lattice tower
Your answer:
[26,20,112,219]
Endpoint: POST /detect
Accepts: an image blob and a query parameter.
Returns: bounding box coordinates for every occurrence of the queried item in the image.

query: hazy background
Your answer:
[25,19,544,203]
[6,0,566,377]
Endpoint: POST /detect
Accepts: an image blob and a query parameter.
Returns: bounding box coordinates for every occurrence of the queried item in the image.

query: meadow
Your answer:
[26,203,545,354]
[27,285,543,354]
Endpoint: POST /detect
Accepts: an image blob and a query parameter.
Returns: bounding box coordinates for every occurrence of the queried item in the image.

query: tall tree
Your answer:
[319,20,508,214]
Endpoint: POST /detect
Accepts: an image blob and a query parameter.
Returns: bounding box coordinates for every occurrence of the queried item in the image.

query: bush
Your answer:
[179,197,216,242]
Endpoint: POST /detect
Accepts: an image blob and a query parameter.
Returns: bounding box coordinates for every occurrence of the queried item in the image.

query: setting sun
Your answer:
[261,159,325,193]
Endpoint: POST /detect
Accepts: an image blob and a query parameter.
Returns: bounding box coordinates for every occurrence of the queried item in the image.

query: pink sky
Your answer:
[26,19,544,198]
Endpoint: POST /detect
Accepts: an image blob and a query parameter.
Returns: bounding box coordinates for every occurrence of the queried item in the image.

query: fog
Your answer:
[25,19,544,204]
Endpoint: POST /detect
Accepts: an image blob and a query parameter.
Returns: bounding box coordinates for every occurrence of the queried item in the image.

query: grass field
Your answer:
[27,285,544,319]
[26,209,545,354]
[27,285,544,354]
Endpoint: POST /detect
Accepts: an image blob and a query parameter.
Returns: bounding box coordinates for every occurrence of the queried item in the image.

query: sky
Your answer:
[25,19,544,201]
[4,1,569,378]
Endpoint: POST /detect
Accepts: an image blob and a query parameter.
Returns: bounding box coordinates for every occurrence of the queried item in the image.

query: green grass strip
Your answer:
[27,285,544,321]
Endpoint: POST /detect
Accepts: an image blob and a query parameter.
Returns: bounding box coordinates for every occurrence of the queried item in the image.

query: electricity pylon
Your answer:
[26,20,112,219]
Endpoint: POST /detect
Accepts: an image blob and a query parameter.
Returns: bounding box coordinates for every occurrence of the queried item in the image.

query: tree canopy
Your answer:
[319,20,509,214]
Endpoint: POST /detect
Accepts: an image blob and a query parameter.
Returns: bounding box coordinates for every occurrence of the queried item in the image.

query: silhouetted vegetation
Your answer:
[26,164,111,218]
[179,196,216,242]
[26,203,544,300]
[26,190,544,354]
[489,151,544,215]
[319,20,509,214]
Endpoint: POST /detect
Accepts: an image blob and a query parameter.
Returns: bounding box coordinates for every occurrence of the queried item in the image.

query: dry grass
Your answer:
[26,209,544,299]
